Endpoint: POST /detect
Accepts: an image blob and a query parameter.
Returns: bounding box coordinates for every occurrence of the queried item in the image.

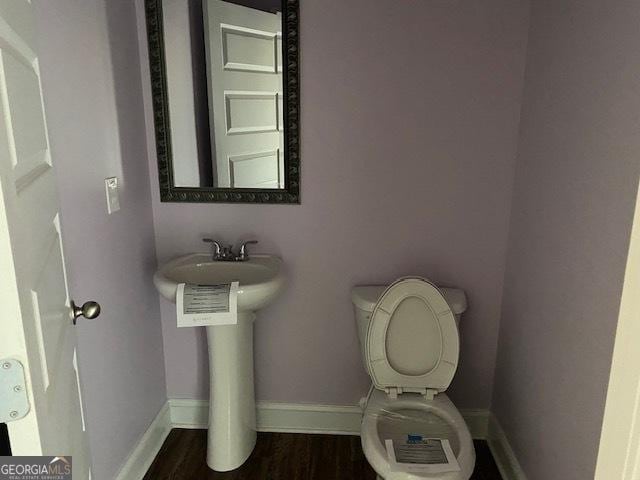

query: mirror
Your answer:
[145,0,300,203]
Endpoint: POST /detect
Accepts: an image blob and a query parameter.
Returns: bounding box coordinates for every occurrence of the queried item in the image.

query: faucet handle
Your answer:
[202,238,223,257]
[237,240,258,260]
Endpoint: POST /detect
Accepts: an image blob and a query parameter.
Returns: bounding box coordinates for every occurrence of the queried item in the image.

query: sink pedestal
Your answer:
[153,253,285,472]
[206,312,257,471]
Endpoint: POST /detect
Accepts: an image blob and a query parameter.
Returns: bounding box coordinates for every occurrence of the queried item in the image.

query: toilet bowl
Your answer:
[362,389,475,480]
[352,278,475,480]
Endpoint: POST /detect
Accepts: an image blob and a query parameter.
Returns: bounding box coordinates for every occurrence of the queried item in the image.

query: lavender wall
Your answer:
[492,1,640,478]
[34,1,166,479]
[141,0,530,408]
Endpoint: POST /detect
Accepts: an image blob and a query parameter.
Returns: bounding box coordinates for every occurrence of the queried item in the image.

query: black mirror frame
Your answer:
[145,0,300,204]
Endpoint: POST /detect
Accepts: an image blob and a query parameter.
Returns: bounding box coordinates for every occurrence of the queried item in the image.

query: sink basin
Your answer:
[153,252,286,472]
[153,253,285,311]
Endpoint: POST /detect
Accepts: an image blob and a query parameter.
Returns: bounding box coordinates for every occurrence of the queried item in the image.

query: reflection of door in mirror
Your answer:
[162,0,284,190]
[204,0,283,189]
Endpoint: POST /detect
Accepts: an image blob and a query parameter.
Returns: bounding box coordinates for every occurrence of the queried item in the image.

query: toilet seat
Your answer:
[361,389,475,480]
[365,277,460,399]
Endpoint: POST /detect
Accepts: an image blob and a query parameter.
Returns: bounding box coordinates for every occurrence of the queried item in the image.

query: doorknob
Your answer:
[70,300,101,325]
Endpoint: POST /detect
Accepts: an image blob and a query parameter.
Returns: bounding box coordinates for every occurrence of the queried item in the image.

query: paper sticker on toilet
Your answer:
[385,436,460,474]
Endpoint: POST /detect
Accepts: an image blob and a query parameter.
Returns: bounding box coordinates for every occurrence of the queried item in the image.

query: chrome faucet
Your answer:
[203,238,258,262]
[202,239,234,261]
[236,240,258,261]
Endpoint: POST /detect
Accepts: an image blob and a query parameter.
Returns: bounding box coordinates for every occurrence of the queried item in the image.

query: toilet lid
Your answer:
[365,277,459,395]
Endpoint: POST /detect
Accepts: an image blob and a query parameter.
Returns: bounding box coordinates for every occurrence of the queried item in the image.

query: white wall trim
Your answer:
[116,399,502,480]
[114,402,172,480]
[487,414,528,480]
[257,402,363,435]
[170,398,364,434]
[460,409,490,440]
[168,398,208,428]
[168,398,490,439]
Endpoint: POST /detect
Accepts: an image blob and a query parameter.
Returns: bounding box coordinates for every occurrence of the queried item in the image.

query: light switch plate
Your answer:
[105,177,120,214]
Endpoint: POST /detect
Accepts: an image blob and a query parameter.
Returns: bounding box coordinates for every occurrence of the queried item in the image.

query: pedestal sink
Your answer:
[153,253,285,471]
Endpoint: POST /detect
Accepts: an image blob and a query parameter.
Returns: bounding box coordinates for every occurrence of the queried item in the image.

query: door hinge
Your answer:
[0,359,30,423]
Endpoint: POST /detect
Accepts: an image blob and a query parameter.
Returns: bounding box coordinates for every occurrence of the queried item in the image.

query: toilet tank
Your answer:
[351,285,468,370]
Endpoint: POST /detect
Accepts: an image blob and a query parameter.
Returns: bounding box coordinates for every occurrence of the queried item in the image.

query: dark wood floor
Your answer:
[144,429,503,479]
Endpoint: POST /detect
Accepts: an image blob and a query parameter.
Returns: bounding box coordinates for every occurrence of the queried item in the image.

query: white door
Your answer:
[0,1,91,477]
[204,0,283,188]
[594,180,640,480]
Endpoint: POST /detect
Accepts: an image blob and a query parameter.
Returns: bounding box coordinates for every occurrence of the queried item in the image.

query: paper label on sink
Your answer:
[176,282,239,327]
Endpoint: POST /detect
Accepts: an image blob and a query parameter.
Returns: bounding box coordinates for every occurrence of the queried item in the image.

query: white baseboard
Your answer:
[258,402,364,435]
[168,398,490,439]
[116,399,497,480]
[460,409,490,440]
[114,402,172,480]
[167,398,208,428]
[169,398,363,434]
[487,414,528,480]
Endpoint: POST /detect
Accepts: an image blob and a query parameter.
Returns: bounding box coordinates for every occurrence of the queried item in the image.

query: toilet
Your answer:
[351,277,475,480]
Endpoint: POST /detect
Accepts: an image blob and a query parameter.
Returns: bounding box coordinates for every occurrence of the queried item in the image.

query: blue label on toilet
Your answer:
[407,434,423,444]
